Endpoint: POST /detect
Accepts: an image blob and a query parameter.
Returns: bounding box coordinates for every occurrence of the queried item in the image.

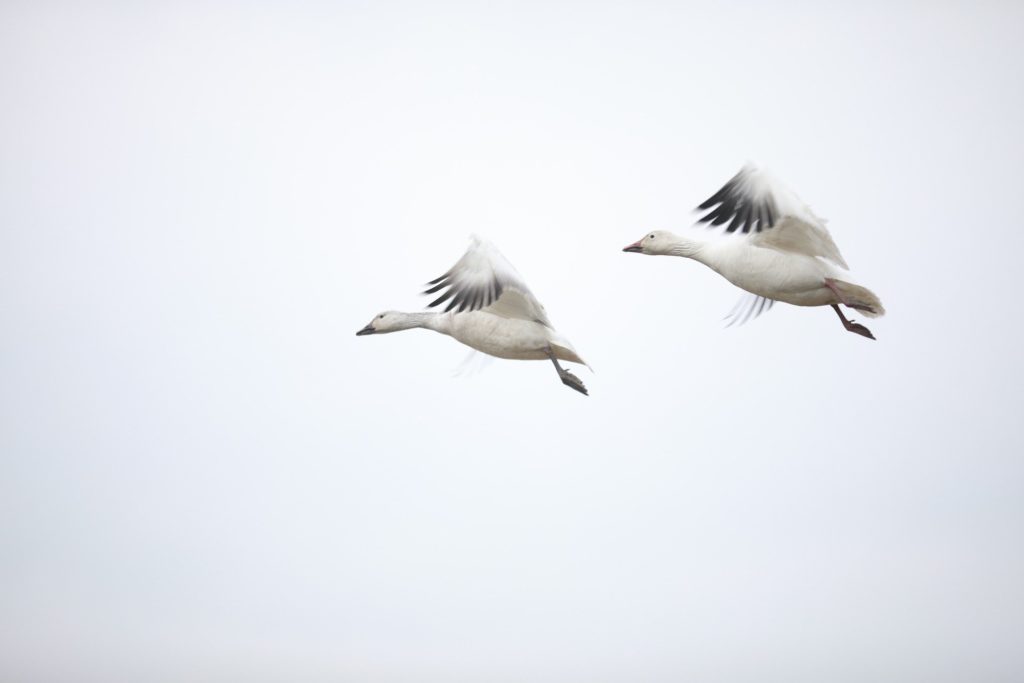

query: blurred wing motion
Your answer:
[422,235,551,326]
[451,349,495,378]
[724,291,775,327]
[697,163,849,269]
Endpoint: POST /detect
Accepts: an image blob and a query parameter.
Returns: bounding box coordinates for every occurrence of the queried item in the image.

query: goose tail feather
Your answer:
[831,280,885,318]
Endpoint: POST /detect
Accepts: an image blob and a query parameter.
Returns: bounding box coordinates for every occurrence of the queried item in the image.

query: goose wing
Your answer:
[724,291,775,327]
[696,163,849,269]
[422,236,551,326]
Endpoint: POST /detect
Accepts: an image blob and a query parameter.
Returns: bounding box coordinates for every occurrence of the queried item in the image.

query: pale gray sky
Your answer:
[2,2,1023,681]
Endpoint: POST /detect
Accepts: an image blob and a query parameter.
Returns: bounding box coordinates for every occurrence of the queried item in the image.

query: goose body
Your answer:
[696,239,842,307]
[446,311,583,363]
[624,163,885,337]
[357,237,588,394]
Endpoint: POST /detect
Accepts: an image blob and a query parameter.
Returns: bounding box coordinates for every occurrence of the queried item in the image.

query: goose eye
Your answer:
[649,234,655,239]
[378,314,384,319]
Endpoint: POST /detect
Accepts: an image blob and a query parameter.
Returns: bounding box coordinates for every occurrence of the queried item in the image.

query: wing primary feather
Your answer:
[427,272,450,286]
[445,290,466,313]
[710,202,734,226]
[420,237,549,324]
[726,210,745,234]
[741,299,755,325]
[765,200,776,229]
[428,289,454,308]
[436,278,505,314]
[698,204,724,224]
[459,290,474,312]
[697,186,730,210]
[724,293,776,327]
[423,278,450,295]
[734,301,748,326]
[698,167,790,236]
[739,201,754,234]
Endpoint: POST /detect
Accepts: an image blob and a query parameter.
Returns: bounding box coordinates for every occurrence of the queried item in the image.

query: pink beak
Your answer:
[622,240,643,253]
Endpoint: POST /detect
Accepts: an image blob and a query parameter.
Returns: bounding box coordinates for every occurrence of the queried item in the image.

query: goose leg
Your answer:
[830,304,875,340]
[824,278,875,312]
[544,347,588,396]
[823,279,875,340]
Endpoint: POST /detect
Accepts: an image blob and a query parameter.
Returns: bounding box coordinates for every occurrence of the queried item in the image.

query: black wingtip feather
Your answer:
[424,271,507,316]
[448,289,471,313]
[696,170,782,237]
[428,289,454,308]
[725,211,745,234]
[697,187,729,210]
[423,279,450,295]
[427,272,450,286]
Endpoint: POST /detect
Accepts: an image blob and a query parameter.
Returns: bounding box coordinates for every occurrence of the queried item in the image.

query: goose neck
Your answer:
[666,234,706,260]
[403,311,448,333]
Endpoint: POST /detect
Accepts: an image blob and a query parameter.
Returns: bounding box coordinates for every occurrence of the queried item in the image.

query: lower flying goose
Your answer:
[357,236,589,395]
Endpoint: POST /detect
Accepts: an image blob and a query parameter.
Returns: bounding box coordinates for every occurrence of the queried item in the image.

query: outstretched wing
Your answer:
[724,291,775,328]
[697,164,780,235]
[697,163,849,269]
[422,236,551,325]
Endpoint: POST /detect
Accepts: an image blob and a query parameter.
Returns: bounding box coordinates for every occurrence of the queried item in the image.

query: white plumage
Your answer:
[624,163,885,338]
[357,236,589,395]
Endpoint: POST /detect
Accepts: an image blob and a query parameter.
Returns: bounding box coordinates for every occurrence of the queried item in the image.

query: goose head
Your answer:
[623,230,674,255]
[356,311,403,336]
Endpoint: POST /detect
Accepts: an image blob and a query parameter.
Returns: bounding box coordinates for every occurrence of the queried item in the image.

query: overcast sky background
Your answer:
[2,2,1023,681]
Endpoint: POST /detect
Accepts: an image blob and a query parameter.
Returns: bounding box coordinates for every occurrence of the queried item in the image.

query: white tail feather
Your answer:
[832,280,885,318]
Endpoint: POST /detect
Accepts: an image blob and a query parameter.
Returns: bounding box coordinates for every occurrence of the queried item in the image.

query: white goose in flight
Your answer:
[357,236,589,395]
[624,163,885,339]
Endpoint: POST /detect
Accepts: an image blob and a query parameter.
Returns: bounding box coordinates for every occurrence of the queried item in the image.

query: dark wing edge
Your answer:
[422,270,504,314]
[697,168,779,235]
